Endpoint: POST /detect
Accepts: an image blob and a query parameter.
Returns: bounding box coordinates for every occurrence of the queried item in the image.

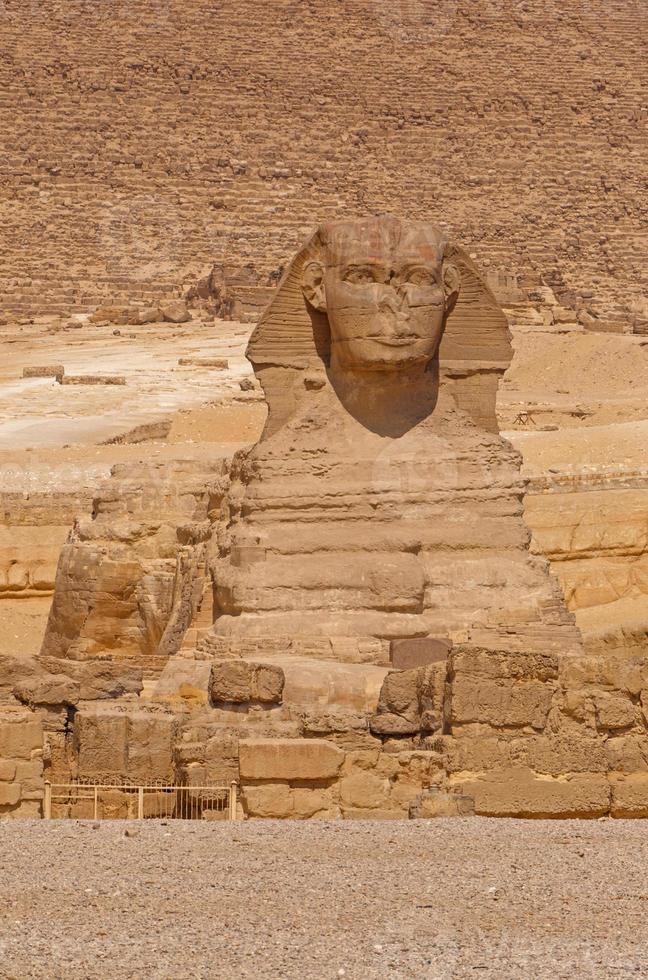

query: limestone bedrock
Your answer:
[34,218,628,825]
[210,216,580,657]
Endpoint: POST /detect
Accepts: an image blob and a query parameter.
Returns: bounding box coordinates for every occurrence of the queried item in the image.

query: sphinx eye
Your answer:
[406,268,437,286]
[344,266,376,284]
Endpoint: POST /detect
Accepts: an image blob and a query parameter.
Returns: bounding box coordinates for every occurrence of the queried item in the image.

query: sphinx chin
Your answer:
[331,340,434,374]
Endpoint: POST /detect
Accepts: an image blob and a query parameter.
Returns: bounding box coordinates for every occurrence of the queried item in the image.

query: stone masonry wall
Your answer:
[0,644,640,821]
[231,648,648,820]
[0,708,44,819]
[1,0,647,320]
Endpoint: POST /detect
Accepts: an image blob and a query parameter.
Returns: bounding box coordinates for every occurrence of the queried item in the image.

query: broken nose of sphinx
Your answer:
[376,296,412,338]
[378,287,410,318]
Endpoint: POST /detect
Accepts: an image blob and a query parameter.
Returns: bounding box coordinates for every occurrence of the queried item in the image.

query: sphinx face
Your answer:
[303,219,453,373]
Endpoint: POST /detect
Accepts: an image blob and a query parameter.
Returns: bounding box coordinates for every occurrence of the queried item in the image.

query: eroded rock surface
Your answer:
[2,218,648,821]
[210,217,580,658]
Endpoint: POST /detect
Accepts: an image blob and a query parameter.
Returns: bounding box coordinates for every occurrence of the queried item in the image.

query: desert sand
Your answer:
[0,819,646,979]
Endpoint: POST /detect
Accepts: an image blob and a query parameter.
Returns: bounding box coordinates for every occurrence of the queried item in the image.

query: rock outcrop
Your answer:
[4,218,648,822]
[41,458,228,671]
[209,217,581,658]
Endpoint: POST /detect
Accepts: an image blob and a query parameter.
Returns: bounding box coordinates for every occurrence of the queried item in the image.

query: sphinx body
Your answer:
[209,217,580,656]
[40,216,580,667]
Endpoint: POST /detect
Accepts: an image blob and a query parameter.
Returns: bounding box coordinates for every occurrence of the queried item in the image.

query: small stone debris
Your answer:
[177,356,229,369]
[23,364,64,379]
[60,374,127,386]
[160,299,191,323]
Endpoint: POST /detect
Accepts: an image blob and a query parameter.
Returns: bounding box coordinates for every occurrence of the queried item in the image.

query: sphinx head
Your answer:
[301,216,461,374]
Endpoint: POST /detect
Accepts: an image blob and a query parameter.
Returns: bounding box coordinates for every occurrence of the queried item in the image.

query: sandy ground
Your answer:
[500,330,648,476]
[501,331,648,411]
[1,818,647,979]
[0,319,257,450]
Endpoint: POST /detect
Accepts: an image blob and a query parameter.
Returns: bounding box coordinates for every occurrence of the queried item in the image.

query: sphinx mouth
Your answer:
[370,336,418,347]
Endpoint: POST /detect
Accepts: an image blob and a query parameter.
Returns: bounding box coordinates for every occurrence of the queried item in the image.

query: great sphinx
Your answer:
[41,215,580,670]
[208,215,580,658]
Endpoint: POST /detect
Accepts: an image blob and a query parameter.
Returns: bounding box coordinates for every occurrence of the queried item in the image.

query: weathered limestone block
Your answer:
[593,692,638,732]
[444,730,606,777]
[242,782,339,819]
[451,646,560,682]
[409,788,475,818]
[395,749,445,782]
[11,801,41,818]
[127,713,176,784]
[272,658,388,712]
[0,708,44,817]
[4,655,142,717]
[95,789,130,820]
[449,676,554,730]
[0,654,41,699]
[128,306,161,325]
[23,364,64,379]
[610,774,648,818]
[243,782,293,818]
[75,710,128,778]
[41,459,227,664]
[452,767,610,818]
[448,647,558,731]
[390,774,429,807]
[0,711,42,760]
[90,306,130,324]
[370,671,421,736]
[550,688,598,733]
[291,787,338,819]
[210,661,284,705]
[75,661,143,701]
[14,674,80,707]
[605,735,648,773]
[60,374,126,386]
[204,733,240,785]
[370,662,446,736]
[152,657,213,705]
[0,784,21,807]
[560,654,646,696]
[178,357,229,369]
[160,299,190,323]
[239,738,344,782]
[339,770,389,810]
[341,748,381,774]
[443,734,513,774]
[299,707,369,737]
[521,734,609,776]
[390,637,452,669]
[15,758,45,798]
[74,708,176,783]
[0,760,16,781]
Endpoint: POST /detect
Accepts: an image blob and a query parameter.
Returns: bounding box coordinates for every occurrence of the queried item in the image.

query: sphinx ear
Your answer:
[443,262,461,314]
[302,260,326,312]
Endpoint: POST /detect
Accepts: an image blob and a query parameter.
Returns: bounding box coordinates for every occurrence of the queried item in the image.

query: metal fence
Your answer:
[44,779,238,821]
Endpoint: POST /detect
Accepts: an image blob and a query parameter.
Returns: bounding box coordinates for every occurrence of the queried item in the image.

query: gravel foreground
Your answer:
[0,818,646,979]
